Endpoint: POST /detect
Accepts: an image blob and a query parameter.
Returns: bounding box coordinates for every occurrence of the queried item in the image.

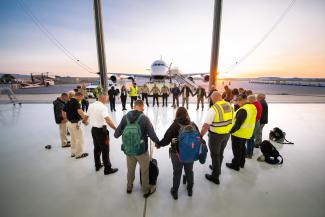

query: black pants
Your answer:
[162,94,168,107]
[142,94,149,106]
[153,94,159,107]
[121,96,127,110]
[172,95,179,107]
[109,98,116,111]
[209,132,230,179]
[131,96,137,109]
[170,151,193,191]
[91,127,111,170]
[231,135,247,169]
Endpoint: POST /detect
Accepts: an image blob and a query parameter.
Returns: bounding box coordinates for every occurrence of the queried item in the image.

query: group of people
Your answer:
[53,84,268,200]
[98,82,218,112]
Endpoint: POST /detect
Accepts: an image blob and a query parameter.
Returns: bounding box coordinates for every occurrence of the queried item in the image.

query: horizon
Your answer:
[0,0,324,78]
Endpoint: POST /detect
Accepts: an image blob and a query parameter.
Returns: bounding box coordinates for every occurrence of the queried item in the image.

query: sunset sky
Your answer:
[0,0,324,78]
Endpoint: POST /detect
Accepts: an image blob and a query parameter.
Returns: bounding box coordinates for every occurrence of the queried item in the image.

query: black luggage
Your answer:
[140,141,159,185]
[269,127,294,144]
[148,158,159,185]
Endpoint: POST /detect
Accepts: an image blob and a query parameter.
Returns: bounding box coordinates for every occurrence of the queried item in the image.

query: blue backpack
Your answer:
[178,123,202,163]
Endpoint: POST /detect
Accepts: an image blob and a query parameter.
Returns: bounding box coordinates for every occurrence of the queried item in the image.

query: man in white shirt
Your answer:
[200,91,233,185]
[86,93,118,175]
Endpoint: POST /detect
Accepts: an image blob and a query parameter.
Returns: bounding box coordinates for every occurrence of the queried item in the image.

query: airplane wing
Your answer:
[179,72,208,77]
[107,72,152,79]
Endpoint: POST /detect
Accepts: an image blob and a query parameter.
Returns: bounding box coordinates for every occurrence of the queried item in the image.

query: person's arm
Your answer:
[230,109,247,134]
[200,108,215,136]
[207,90,213,98]
[105,116,117,130]
[189,88,194,97]
[157,123,176,148]
[193,89,198,96]
[114,116,126,138]
[77,108,86,119]
[265,103,268,124]
[200,123,210,137]
[144,117,160,143]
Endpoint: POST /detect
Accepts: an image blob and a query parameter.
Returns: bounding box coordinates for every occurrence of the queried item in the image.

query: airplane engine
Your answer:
[110,75,117,83]
[203,75,210,82]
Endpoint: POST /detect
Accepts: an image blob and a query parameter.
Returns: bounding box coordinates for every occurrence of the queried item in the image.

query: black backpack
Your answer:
[260,140,283,165]
[269,127,294,144]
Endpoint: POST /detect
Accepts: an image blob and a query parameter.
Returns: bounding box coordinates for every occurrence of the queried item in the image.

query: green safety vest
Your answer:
[232,104,257,139]
[210,100,234,134]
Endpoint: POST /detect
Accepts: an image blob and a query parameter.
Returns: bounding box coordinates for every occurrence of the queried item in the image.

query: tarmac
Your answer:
[1,93,325,104]
[0,103,325,217]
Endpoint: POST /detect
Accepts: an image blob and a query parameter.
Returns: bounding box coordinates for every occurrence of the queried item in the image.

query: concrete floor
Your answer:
[0,103,325,217]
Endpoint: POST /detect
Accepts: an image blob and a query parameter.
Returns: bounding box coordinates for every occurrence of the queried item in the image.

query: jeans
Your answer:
[246,121,260,155]
[170,152,193,191]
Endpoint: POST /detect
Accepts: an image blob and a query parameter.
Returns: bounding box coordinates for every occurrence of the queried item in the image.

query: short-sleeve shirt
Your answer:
[87,101,109,128]
[204,107,216,127]
[63,98,82,123]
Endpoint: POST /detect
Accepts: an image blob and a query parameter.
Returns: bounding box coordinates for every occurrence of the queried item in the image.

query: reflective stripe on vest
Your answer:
[130,86,138,96]
[232,104,257,139]
[210,100,234,134]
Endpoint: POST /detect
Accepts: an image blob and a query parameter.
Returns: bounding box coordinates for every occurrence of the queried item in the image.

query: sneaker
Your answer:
[170,188,178,200]
[205,174,220,185]
[71,154,75,158]
[62,144,71,148]
[104,168,118,175]
[76,153,88,159]
[226,163,240,171]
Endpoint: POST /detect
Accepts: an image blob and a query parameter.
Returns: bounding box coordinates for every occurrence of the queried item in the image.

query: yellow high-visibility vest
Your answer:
[130,86,138,97]
[210,100,234,134]
[232,104,257,139]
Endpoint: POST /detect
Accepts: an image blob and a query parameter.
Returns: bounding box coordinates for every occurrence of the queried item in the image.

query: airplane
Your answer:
[98,58,211,84]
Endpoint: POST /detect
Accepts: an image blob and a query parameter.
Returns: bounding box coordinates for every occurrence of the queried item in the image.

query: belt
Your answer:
[208,130,227,135]
[92,126,107,130]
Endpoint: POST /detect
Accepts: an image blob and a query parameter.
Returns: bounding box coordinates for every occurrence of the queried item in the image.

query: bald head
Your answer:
[210,91,222,104]
[98,92,108,104]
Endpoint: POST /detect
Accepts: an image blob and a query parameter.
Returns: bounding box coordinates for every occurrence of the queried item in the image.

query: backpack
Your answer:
[122,114,145,156]
[198,139,208,164]
[269,127,294,144]
[178,123,203,163]
[260,140,283,165]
